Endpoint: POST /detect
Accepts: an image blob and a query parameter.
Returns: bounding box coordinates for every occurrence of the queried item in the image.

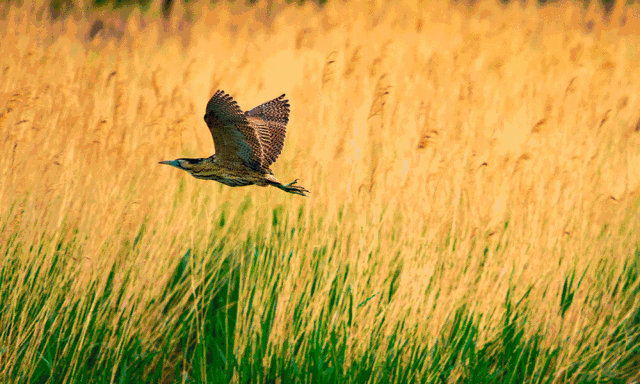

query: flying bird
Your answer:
[160,90,309,196]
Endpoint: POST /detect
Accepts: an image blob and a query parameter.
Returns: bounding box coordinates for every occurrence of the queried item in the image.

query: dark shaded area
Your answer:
[92,0,152,8]
[88,19,104,39]
[42,0,626,21]
[49,0,74,19]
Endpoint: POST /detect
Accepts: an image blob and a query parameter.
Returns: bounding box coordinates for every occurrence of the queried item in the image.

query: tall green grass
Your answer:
[2,203,639,382]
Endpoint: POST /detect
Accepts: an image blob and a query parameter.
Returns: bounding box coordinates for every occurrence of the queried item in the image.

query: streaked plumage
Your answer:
[160,90,309,196]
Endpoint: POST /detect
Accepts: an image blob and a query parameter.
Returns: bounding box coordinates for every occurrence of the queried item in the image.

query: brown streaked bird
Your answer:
[160,90,309,196]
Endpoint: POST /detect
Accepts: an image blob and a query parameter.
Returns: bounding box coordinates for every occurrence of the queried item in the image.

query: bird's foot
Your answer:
[280,179,309,196]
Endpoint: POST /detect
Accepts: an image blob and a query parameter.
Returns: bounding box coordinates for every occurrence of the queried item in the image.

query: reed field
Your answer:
[1,0,640,382]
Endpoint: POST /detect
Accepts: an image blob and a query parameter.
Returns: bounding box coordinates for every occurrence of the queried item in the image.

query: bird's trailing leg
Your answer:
[272,179,310,196]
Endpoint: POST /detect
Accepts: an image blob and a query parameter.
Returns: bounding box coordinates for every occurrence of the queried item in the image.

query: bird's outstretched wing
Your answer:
[245,94,290,169]
[204,90,264,172]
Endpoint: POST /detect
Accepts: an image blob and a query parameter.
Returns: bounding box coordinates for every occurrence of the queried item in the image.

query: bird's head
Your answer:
[159,158,204,172]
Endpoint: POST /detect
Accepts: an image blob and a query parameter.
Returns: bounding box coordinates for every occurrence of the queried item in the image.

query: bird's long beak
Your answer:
[159,160,181,169]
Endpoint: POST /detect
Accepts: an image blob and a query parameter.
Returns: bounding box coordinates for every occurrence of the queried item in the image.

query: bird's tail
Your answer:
[270,179,309,197]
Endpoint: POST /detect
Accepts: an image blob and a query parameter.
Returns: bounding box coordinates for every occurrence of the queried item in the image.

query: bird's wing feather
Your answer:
[245,94,290,169]
[204,90,264,171]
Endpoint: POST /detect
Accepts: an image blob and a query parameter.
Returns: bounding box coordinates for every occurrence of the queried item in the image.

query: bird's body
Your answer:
[160,90,309,196]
